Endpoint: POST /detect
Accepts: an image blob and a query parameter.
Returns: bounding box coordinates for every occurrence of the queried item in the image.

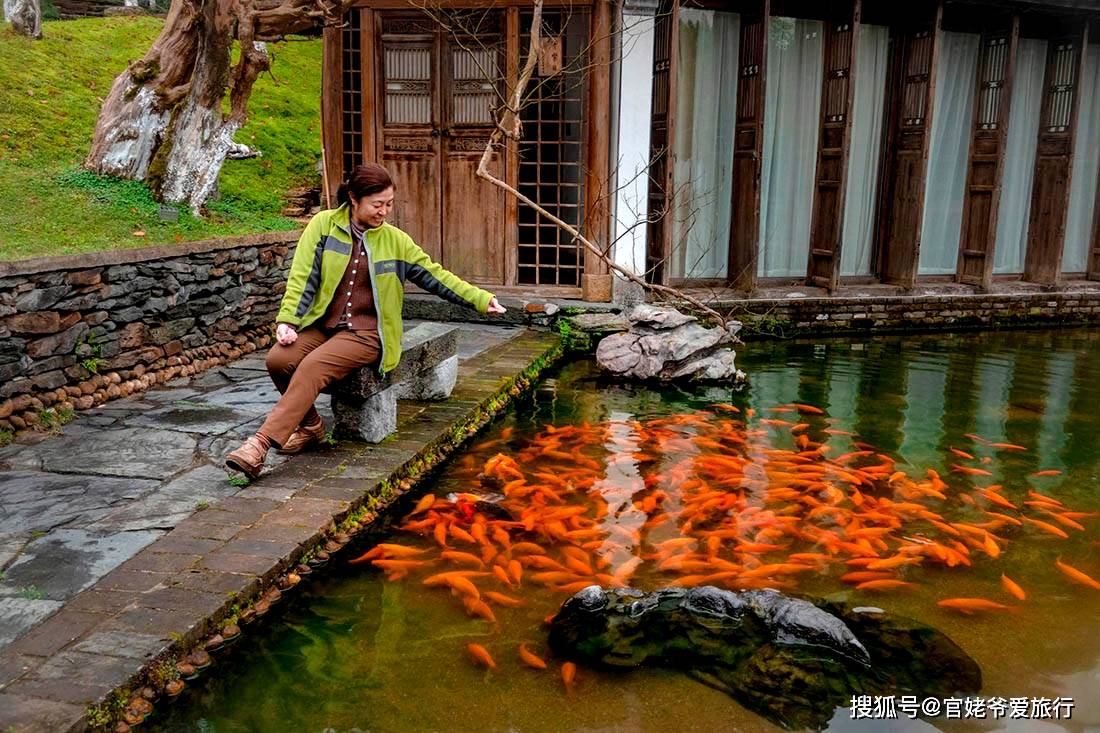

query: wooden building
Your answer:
[322,0,1100,299]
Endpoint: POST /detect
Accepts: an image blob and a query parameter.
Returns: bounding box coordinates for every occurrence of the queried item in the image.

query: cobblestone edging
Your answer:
[0,233,297,437]
[717,288,1100,339]
[0,330,562,732]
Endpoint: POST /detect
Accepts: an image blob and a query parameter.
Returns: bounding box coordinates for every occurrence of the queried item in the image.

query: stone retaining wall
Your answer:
[0,232,297,434]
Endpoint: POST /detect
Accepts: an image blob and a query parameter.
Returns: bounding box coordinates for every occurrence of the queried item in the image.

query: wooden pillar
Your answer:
[505,8,520,287]
[956,18,1018,289]
[361,8,379,166]
[321,23,344,209]
[644,0,678,285]
[726,0,770,292]
[806,0,861,291]
[875,1,942,287]
[583,0,613,301]
[1024,23,1090,285]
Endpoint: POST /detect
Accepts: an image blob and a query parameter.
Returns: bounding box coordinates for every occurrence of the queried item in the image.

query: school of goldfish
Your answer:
[351,402,1100,686]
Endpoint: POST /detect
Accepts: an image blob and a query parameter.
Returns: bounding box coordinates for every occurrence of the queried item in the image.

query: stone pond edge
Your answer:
[68,331,563,731]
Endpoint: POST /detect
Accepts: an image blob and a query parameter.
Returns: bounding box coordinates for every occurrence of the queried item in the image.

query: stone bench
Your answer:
[330,323,459,442]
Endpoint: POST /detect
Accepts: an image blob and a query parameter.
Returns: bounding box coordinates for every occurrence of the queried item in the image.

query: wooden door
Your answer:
[807,3,861,291]
[376,11,506,284]
[442,12,506,285]
[876,3,941,286]
[378,13,443,261]
[956,21,1017,288]
[645,0,678,285]
[727,0,769,291]
[1023,25,1089,285]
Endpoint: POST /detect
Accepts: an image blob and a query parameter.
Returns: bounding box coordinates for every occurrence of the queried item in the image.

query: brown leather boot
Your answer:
[276,418,326,455]
[225,435,269,479]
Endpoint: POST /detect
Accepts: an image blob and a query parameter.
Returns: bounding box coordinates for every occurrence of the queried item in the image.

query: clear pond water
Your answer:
[152,328,1100,732]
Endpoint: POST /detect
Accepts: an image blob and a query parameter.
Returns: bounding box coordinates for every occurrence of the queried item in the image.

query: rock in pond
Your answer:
[595,304,746,382]
[548,586,981,731]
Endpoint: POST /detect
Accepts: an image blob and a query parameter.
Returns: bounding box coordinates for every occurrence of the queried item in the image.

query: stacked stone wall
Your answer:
[0,233,296,434]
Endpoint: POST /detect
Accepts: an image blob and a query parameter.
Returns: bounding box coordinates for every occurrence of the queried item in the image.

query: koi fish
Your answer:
[952,465,993,477]
[1000,574,1026,601]
[561,662,577,695]
[467,643,497,671]
[1054,557,1100,590]
[484,591,527,608]
[518,643,548,669]
[936,598,1015,614]
[856,579,914,591]
[1031,469,1062,477]
[462,596,497,623]
[410,494,436,515]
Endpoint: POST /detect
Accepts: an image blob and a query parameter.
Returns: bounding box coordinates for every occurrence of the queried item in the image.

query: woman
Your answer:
[225,164,506,478]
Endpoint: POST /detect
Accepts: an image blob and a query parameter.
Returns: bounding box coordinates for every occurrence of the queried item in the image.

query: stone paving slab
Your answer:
[0,319,540,732]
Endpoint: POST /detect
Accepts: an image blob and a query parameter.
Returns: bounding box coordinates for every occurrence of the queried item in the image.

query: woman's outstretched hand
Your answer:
[487,297,507,315]
[275,323,298,346]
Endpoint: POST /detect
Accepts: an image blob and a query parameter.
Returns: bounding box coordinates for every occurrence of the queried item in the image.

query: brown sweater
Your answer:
[320,222,378,332]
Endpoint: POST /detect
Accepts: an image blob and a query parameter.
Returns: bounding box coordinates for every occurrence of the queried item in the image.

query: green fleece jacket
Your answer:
[277,204,494,374]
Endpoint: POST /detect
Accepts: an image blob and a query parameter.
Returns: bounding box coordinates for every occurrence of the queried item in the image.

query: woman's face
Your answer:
[350,187,395,228]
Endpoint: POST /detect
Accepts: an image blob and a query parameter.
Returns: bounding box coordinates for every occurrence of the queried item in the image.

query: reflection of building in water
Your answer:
[323,0,1100,300]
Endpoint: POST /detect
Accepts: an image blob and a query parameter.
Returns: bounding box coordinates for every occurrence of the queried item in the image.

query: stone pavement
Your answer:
[0,320,556,731]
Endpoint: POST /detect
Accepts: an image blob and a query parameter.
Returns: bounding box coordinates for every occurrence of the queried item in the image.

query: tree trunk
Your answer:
[9,0,42,39]
[85,0,347,213]
[158,0,269,211]
[85,0,199,180]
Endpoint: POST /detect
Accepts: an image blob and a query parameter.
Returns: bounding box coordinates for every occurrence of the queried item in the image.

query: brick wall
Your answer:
[720,290,1100,339]
[0,233,296,433]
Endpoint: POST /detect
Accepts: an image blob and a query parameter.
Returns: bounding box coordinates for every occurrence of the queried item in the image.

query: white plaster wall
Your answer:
[611,9,655,277]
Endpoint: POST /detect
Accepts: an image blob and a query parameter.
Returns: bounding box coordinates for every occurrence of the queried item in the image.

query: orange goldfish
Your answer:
[561,662,578,695]
[518,643,548,669]
[937,598,1015,614]
[1000,574,1026,601]
[1054,557,1100,590]
[467,643,497,671]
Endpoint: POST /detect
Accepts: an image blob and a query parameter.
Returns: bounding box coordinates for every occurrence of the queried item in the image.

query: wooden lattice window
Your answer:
[976,35,1009,130]
[383,45,432,125]
[902,30,933,127]
[823,22,852,122]
[451,47,499,125]
[341,10,363,174]
[1045,42,1079,133]
[517,10,589,287]
[737,19,763,123]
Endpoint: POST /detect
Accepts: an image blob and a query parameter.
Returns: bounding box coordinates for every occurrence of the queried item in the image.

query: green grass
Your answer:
[0,17,321,261]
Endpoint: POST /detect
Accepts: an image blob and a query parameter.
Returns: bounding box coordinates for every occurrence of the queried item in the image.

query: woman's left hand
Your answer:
[487,297,507,315]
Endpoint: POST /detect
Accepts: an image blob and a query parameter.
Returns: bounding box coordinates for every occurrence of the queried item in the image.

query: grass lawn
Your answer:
[0,16,321,261]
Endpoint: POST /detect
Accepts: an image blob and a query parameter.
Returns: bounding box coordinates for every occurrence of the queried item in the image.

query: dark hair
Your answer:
[337,164,394,206]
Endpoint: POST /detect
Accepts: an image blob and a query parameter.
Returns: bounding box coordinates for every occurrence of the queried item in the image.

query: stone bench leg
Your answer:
[331,385,397,443]
[396,355,458,401]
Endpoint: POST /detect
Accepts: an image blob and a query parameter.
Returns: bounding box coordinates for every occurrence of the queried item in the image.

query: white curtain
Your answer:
[758,17,824,277]
[670,10,740,279]
[841,24,889,277]
[994,39,1047,274]
[1063,45,1100,274]
[919,32,980,275]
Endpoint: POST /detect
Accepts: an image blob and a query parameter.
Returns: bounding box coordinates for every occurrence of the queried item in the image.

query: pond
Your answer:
[152,328,1100,732]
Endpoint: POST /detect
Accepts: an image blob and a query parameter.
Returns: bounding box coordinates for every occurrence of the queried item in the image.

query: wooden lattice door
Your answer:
[376,11,507,285]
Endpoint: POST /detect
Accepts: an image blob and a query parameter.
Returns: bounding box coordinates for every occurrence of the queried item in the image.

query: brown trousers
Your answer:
[259,327,381,446]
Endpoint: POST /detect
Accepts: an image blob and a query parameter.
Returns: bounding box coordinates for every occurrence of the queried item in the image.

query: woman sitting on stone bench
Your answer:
[225,164,507,478]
